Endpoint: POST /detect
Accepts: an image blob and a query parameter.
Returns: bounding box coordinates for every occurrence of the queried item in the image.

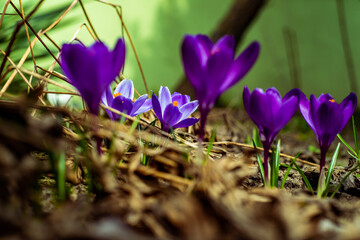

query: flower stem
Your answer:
[320,148,327,173]
[317,148,327,197]
[198,112,208,141]
[263,143,270,188]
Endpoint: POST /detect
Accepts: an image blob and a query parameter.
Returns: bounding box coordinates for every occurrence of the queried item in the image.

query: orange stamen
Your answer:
[173,101,179,107]
[113,93,122,98]
[329,99,335,103]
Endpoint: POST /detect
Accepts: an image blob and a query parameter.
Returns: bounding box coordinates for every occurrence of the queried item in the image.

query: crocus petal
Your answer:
[211,35,235,57]
[162,104,183,131]
[243,86,251,114]
[181,35,205,91]
[114,79,134,99]
[152,92,163,123]
[158,86,172,112]
[131,95,148,116]
[266,88,282,117]
[101,86,114,119]
[61,43,102,114]
[172,92,190,107]
[101,86,113,107]
[205,47,233,98]
[134,98,153,116]
[318,93,334,104]
[312,101,343,149]
[248,88,272,128]
[111,38,126,77]
[220,41,260,93]
[173,117,199,129]
[195,35,213,64]
[275,95,299,132]
[60,39,125,115]
[299,93,315,132]
[340,92,357,129]
[179,100,199,121]
[111,96,133,120]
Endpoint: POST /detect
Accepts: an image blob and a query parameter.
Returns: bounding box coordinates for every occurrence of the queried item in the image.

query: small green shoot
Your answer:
[252,128,262,148]
[270,140,281,188]
[170,128,178,143]
[252,140,265,186]
[280,152,301,189]
[330,162,360,198]
[318,143,340,198]
[128,115,140,135]
[48,151,67,202]
[308,145,320,154]
[337,116,360,174]
[289,156,314,194]
[207,125,217,156]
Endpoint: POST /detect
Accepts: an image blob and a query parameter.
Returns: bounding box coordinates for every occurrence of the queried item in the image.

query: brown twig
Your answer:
[0,0,43,81]
[208,141,319,167]
[9,1,59,64]
[0,0,12,29]
[19,0,38,74]
[79,0,100,40]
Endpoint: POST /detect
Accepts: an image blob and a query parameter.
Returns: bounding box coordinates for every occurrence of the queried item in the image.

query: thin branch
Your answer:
[79,0,100,40]
[0,0,12,29]
[19,0,38,73]
[209,141,319,167]
[0,0,44,81]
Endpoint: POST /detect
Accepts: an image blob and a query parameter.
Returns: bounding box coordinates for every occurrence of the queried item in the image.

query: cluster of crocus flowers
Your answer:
[181,34,260,140]
[299,93,357,177]
[152,86,199,132]
[102,79,152,120]
[60,39,126,115]
[243,86,301,186]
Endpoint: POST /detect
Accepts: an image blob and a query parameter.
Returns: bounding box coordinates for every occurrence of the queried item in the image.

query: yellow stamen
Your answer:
[329,99,335,103]
[113,93,122,98]
[173,101,179,107]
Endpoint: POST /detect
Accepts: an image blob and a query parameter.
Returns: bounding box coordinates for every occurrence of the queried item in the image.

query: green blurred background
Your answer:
[1,0,360,106]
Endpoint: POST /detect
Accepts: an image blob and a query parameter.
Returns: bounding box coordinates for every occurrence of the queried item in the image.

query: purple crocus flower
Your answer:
[60,39,125,115]
[299,92,357,174]
[102,79,152,120]
[152,86,199,132]
[181,34,260,139]
[243,86,300,186]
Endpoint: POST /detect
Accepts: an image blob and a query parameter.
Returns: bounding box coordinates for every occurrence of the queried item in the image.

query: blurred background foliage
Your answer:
[1,0,360,106]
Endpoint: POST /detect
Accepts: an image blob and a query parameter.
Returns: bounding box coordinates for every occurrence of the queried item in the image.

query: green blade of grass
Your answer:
[253,140,265,185]
[253,128,262,148]
[352,116,359,154]
[280,162,293,189]
[280,152,301,189]
[337,134,357,156]
[347,150,359,160]
[271,140,281,188]
[325,143,340,188]
[128,115,140,135]
[170,128,178,143]
[330,163,360,198]
[207,125,217,156]
[292,157,314,194]
[57,152,66,202]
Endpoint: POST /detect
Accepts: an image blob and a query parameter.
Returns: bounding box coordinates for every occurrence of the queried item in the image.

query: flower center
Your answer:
[173,101,179,107]
[329,99,335,103]
[113,93,122,98]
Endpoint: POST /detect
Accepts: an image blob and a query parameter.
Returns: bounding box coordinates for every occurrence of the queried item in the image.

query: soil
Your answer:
[0,99,359,240]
